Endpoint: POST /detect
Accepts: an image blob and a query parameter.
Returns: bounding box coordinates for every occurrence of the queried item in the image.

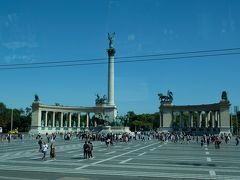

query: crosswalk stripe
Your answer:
[137,152,146,156]
[75,164,90,170]
[119,158,133,164]
[105,151,116,155]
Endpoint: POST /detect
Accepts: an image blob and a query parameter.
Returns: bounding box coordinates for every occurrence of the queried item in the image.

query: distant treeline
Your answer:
[0,102,31,133]
[122,111,160,131]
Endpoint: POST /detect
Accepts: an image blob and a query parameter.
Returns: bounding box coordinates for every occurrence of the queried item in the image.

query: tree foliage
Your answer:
[125,111,159,131]
[0,102,32,133]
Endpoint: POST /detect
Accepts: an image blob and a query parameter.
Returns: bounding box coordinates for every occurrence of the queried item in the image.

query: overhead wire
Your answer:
[0,47,240,70]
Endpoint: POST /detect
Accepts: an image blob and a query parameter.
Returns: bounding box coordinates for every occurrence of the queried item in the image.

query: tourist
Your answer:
[83,141,89,159]
[88,141,93,159]
[7,134,11,143]
[200,138,204,147]
[38,138,43,152]
[106,138,110,147]
[236,136,239,146]
[42,142,48,160]
[50,142,56,160]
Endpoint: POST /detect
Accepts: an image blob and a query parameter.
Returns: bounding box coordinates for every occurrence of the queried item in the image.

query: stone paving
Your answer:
[0,136,240,180]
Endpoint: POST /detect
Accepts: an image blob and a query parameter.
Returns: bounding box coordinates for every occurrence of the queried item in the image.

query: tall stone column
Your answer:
[217,111,221,128]
[38,110,42,127]
[197,112,200,128]
[60,112,63,128]
[205,111,209,128]
[211,112,214,128]
[190,112,193,128]
[107,47,115,106]
[52,112,55,128]
[199,112,202,128]
[45,111,48,127]
[86,113,89,128]
[69,113,72,128]
[78,113,81,128]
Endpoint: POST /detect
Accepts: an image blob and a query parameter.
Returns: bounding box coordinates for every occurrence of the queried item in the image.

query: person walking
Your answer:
[83,141,89,159]
[38,138,43,152]
[50,142,56,160]
[42,142,48,160]
[236,136,239,146]
[88,141,93,159]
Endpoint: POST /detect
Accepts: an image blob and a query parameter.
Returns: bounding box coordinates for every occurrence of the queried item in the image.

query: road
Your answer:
[0,136,240,180]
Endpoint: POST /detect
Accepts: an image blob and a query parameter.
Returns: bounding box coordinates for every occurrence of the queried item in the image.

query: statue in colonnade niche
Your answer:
[56,121,59,127]
[48,120,51,127]
[73,121,76,127]
[41,120,44,127]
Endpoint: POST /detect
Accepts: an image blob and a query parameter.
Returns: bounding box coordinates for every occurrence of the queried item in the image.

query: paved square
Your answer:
[0,137,240,180]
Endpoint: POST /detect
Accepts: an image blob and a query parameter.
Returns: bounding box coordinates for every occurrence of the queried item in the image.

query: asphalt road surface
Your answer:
[0,136,240,180]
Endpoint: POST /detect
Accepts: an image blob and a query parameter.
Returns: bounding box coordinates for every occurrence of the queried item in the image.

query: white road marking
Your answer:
[124,147,130,150]
[75,164,90,170]
[207,157,212,162]
[150,148,156,151]
[205,152,209,155]
[119,158,133,164]
[205,148,208,151]
[30,157,42,160]
[105,151,116,155]
[77,159,85,162]
[0,175,41,180]
[204,145,207,147]
[158,145,162,148]
[137,152,146,156]
[98,149,105,152]
[209,170,216,176]
[91,142,159,165]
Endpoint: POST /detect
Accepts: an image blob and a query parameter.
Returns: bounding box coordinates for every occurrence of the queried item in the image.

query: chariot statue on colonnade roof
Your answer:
[158,90,173,103]
[95,93,107,105]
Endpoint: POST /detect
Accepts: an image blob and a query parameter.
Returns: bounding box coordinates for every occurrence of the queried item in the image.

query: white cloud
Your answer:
[2,41,38,49]
[4,54,34,63]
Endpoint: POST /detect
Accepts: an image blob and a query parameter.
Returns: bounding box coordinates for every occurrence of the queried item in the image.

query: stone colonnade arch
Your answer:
[30,101,117,134]
[159,97,231,135]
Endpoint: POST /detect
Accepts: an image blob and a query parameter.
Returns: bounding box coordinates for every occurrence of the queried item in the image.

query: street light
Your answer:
[11,108,13,131]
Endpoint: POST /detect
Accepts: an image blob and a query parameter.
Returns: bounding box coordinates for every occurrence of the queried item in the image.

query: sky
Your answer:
[0,0,240,115]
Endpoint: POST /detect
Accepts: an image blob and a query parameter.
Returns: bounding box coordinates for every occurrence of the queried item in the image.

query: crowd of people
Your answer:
[1,130,239,161]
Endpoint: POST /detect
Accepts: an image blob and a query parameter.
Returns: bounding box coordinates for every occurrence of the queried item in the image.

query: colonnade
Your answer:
[170,111,221,129]
[39,110,97,130]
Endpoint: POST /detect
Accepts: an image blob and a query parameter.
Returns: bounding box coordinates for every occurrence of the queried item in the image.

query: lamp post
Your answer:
[11,109,13,131]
